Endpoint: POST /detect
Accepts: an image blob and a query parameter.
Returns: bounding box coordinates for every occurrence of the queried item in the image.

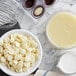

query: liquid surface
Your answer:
[58,53,76,73]
[47,12,76,48]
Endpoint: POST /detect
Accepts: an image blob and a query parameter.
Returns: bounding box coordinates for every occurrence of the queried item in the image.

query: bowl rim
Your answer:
[46,11,76,50]
[0,29,42,76]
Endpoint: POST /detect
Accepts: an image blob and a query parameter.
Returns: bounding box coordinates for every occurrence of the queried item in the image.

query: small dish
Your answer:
[46,11,76,50]
[57,50,76,74]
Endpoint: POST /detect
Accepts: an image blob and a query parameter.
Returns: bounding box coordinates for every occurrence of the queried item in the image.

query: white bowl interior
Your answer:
[0,29,42,76]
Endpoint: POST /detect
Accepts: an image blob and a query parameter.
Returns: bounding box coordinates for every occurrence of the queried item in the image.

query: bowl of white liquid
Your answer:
[46,11,76,49]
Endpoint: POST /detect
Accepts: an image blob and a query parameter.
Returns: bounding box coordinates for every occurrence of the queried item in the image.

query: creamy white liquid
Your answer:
[57,53,76,74]
[47,12,76,48]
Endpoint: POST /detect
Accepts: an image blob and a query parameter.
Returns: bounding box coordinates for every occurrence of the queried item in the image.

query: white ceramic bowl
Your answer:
[46,11,76,50]
[0,29,42,76]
